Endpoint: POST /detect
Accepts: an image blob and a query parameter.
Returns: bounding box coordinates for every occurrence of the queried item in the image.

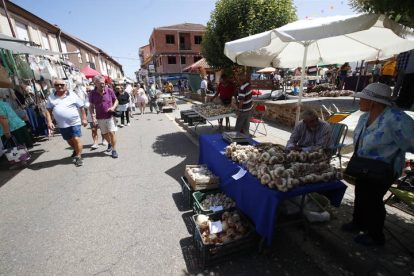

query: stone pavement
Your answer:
[169,93,414,276]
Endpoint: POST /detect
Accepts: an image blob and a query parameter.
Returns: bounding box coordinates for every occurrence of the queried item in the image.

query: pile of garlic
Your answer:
[201,192,236,210]
[225,142,343,192]
[195,211,250,244]
[193,103,237,118]
[186,165,217,181]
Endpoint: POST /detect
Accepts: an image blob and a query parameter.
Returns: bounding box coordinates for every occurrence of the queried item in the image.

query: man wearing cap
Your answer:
[46,79,88,167]
[147,80,160,114]
[342,83,414,246]
[200,76,208,103]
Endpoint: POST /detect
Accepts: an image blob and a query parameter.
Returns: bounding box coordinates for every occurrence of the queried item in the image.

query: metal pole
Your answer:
[2,0,16,38]
[353,60,364,105]
[295,43,309,124]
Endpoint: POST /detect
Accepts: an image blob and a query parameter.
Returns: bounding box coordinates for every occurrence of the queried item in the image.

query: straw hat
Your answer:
[350,83,392,106]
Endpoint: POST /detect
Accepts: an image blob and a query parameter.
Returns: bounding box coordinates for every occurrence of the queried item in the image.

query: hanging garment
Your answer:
[25,106,48,137]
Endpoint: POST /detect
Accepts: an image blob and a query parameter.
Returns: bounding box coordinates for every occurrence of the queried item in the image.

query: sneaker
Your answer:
[126,123,130,126]
[71,150,76,158]
[111,150,118,158]
[106,144,113,152]
[119,124,124,128]
[354,234,385,246]
[102,140,108,146]
[91,143,99,149]
[74,157,83,167]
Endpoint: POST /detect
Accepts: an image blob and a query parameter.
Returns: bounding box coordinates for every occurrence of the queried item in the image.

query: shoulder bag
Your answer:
[345,128,396,184]
[2,135,31,164]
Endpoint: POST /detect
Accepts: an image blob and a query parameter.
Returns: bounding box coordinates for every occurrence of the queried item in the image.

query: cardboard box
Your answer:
[185,165,220,191]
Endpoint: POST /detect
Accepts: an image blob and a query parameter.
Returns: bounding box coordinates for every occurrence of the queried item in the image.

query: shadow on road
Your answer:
[172,192,190,212]
[0,148,45,189]
[27,150,108,170]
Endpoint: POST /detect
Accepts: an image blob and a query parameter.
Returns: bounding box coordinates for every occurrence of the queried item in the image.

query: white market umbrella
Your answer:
[257,67,277,73]
[224,13,414,122]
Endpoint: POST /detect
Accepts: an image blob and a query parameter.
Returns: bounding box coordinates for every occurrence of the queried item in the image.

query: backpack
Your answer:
[382,61,396,76]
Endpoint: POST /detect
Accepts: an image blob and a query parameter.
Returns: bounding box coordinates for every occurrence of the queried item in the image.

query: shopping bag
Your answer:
[2,136,31,164]
[0,66,12,88]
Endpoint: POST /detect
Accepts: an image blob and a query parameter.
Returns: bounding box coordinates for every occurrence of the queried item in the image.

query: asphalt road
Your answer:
[0,110,327,276]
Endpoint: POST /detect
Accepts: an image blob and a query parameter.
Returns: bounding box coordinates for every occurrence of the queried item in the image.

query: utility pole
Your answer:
[2,0,16,38]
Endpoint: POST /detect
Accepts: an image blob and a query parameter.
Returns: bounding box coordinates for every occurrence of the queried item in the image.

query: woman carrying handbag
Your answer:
[0,101,33,169]
[343,83,414,245]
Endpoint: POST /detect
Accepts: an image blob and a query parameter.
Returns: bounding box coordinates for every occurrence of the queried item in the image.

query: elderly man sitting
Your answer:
[286,109,333,152]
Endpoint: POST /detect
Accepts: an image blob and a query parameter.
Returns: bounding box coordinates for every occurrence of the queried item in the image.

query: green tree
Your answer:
[349,0,414,27]
[202,0,297,74]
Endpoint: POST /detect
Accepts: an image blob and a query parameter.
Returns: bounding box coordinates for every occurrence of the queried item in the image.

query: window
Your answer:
[194,56,202,63]
[92,55,96,65]
[168,56,176,64]
[60,41,69,59]
[15,22,30,41]
[166,35,175,44]
[41,32,50,50]
[159,57,162,65]
[181,56,186,64]
[195,36,202,44]
[85,52,90,63]
[77,49,83,63]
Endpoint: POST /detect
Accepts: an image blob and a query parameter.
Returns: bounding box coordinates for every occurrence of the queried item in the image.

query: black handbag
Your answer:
[112,110,122,117]
[345,129,396,184]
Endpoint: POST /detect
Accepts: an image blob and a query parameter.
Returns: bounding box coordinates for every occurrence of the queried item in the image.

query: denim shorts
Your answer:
[59,125,82,140]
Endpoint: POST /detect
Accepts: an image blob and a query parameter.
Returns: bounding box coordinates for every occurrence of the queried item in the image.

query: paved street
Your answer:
[1,105,326,276]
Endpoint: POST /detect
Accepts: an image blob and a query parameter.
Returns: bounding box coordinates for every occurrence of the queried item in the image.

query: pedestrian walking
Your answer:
[88,75,119,158]
[147,80,160,114]
[115,86,130,127]
[136,83,148,115]
[45,79,88,166]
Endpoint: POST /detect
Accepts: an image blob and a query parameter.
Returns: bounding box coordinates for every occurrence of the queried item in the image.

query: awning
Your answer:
[0,39,79,56]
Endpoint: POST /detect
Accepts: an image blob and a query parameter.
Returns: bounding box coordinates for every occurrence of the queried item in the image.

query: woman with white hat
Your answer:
[342,83,414,245]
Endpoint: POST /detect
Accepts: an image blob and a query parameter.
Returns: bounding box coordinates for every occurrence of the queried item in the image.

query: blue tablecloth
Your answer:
[198,134,347,245]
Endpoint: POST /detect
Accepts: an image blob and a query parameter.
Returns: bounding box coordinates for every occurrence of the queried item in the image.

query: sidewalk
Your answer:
[170,93,414,276]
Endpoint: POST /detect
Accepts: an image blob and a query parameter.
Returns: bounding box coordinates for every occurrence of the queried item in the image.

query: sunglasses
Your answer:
[54,83,65,87]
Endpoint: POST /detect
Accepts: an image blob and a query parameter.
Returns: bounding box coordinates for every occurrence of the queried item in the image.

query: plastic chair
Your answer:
[250,105,267,136]
[328,122,348,169]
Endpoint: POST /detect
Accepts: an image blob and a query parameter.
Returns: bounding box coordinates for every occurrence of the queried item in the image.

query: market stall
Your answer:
[198,134,347,246]
[190,103,237,131]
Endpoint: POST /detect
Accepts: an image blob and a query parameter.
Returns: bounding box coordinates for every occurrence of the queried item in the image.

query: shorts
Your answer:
[59,125,82,140]
[339,76,347,81]
[97,118,118,135]
[220,98,232,105]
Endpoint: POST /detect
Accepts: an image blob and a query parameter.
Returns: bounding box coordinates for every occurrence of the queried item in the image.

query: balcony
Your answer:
[180,43,191,50]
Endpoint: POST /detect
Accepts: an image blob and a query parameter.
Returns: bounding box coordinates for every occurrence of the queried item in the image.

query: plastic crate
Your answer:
[192,208,256,268]
[193,190,228,215]
[181,176,195,211]
[183,112,197,123]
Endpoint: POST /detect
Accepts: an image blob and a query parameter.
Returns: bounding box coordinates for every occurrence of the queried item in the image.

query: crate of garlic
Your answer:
[225,142,344,192]
[185,165,220,191]
[193,190,236,215]
[192,103,237,118]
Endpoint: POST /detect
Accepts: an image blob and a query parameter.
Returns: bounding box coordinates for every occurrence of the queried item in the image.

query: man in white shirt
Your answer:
[200,76,208,103]
[45,79,88,166]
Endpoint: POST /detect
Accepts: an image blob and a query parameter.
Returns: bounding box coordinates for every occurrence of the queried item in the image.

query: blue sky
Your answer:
[12,0,355,78]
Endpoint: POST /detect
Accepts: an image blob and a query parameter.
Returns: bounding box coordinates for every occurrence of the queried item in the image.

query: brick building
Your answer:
[0,1,123,78]
[140,23,205,74]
